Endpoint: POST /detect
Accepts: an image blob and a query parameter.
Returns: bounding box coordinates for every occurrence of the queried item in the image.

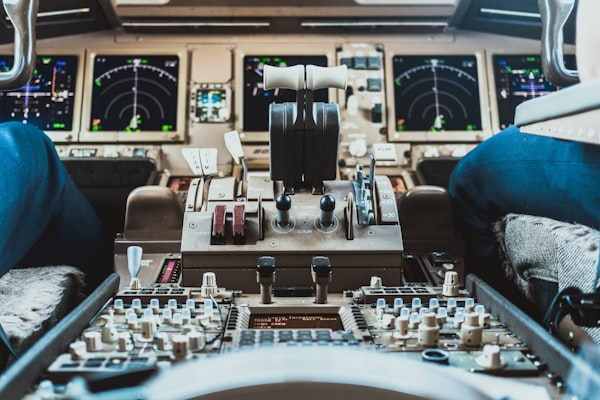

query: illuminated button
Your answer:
[367,78,382,92]
[353,56,367,69]
[340,58,353,68]
[107,357,127,369]
[367,56,381,70]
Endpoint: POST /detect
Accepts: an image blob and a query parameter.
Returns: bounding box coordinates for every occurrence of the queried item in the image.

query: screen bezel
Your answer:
[234,46,336,143]
[385,50,491,143]
[0,49,84,143]
[80,48,188,143]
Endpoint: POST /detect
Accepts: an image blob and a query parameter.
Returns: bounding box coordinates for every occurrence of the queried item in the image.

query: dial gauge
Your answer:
[392,55,481,132]
[89,55,179,132]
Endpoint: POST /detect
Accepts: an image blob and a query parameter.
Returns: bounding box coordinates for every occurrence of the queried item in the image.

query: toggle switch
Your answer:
[276,194,292,228]
[232,204,246,244]
[312,256,332,304]
[257,256,276,304]
[211,204,226,245]
[319,194,336,228]
[127,246,143,290]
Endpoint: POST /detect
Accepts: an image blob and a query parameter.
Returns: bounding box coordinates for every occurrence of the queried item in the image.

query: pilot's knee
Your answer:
[0,122,52,155]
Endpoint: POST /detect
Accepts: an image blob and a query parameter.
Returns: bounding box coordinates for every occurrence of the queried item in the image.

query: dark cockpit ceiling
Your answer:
[0,0,576,44]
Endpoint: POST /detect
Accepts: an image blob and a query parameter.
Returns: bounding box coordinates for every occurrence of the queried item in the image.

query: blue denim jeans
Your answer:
[449,125,600,280]
[0,122,112,290]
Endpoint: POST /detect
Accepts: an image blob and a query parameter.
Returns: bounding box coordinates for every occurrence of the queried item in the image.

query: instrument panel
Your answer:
[0,31,576,179]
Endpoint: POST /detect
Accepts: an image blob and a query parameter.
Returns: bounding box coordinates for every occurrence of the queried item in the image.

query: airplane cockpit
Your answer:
[1,0,599,399]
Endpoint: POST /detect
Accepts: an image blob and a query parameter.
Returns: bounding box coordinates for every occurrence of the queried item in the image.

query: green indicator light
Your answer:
[466,125,475,131]
[162,125,172,131]
[52,123,66,129]
[42,57,52,64]
[94,79,101,87]
[526,57,536,62]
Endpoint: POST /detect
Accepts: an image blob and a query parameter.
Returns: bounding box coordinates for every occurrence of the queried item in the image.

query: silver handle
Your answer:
[538,0,579,87]
[0,0,38,90]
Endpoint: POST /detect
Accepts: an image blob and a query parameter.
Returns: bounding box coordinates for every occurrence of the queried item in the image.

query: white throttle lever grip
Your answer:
[127,245,143,289]
[306,65,347,90]
[263,64,305,91]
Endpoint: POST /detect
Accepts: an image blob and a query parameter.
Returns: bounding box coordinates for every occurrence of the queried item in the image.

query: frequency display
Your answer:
[243,55,329,132]
[492,54,576,129]
[0,55,78,131]
[392,55,481,133]
[249,313,344,330]
[89,54,179,133]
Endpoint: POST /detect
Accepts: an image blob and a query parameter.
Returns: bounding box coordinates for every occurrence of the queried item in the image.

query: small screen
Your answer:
[492,54,577,129]
[392,55,481,132]
[249,313,344,330]
[89,55,179,132]
[0,55,78,131]
[195,88,228,122]
[243,55,329,132]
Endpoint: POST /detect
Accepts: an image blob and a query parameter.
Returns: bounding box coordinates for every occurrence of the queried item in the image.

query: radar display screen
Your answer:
[0,55,78,131]
[392,55,481,132]
[243,55,329,132]
[249,313,343,330]
[89,54,179,132]
[492,54,576,129]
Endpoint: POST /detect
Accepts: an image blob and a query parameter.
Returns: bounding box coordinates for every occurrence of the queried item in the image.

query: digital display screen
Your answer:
[89,55,179,132]
[392,55,481,132]
[195,87,229,122]
[249,313,344,330]
[492,54,576,129]
[0,55,78,131]
[243,55,329,132]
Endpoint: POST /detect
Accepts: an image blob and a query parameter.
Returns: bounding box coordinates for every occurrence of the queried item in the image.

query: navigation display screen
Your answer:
[243,55,329,132]
[492,54,577,129]
[89,54,180,132]
[0,55,78,131]
[392,55,482,133]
